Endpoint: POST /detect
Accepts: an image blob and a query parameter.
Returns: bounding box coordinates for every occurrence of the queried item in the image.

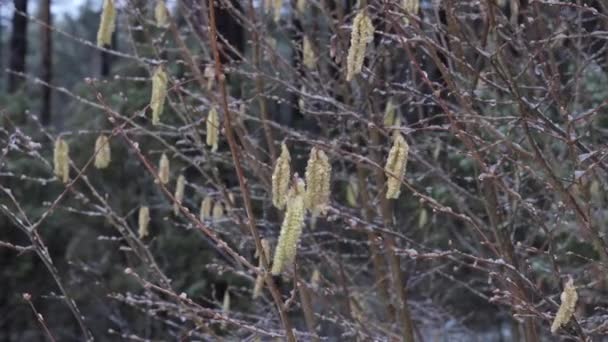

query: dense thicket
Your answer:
[2,0,608,341]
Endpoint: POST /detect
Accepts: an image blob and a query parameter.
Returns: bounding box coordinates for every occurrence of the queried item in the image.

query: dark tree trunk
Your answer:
[100,32,116,76]
[40,0,52,125]
[214,0,244,64]
[8,0,28,93]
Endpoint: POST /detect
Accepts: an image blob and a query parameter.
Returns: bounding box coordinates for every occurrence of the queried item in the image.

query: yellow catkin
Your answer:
[418,208,428,228]
[383,98,397,127]
[273,0,282,22]
[271,178,306,275]
[303,36,316,69]
[154,0,169,27]
[138,206,150,238]
[94,134,111,169]
[53,137,70,183]
[304,147,332,214]
[158,153,170,185]
[150,67,168,125]
[97,0,116,47]
[310,268,321,289]
[253,238,271,299]
[346,10,374,81]
[253,273,264,299]
[206,107,219,152]
[173,174,186,215]
[204,64,215,90]
[297,0,306,14]
[271,143,291,209]
[402,0,420,25]
[200,196,213,221]
[551,278,578,333]
[212,201,224,220]
[345,175,359,207]
[222,288,231,312]
[384,133,409,199]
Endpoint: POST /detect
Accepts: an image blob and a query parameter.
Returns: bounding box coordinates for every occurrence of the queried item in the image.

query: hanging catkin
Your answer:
[253,273,264,299]
[346,10,374,81]
[551,278,578,333]
[200,196,213,221]
[272,0,282,22]
[158,153,170,185]
[138,206,150,238]
[150,67,168,125]
[383,98,397,127]
[94,134,111,169]
[304,147,331,214]
[402,0,420,25]
[384,133,409,199]
[303,36,316,69]
[54,137,70,184]
[253,238,271,299]
[271,178,306,275]
[310,268,321,289]
[212,201,224,220]
[154,0,169,27]
[345,175,359,207]
[271,143,291,209]
[97,0,116,47]
[206,107,219,152]
[173,175,186,215]
[222,288,231,312]
[297,0,306,14]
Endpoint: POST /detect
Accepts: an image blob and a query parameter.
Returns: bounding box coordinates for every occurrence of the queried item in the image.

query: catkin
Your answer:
[206,107,219,152]
[154,0,169,27]
[253,273,264,299]
[384,133,409,199]
[97,0,116,47]
[345,175,359,207]
[253,238,271,299]
[271,178,306,275]
[383,98,397,127]
[297,0,306,14]
[303,36,316,69]
[310,268,321,289]
[402,0,419,25]
[272,143,291,209]
[150,67,168,125]
[173,175,185,215]
[94,134,111,169]
[551,278,578,333]
[273,0,282,22]
[222,288,231,312]
[158,153,170,185]
[138,206,150,238]
[212,201,224,220]
[346,10,374,81]
[200,196,213,221]
[54,137,70,184]
[304,147,332,214]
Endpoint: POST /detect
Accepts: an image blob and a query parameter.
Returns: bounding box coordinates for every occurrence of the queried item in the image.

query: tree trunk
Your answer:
[101,32,116,77]
[8,0,28,93]
[40,0,52,125]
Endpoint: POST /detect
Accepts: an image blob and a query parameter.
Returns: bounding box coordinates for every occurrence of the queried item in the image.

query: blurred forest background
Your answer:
[2,0,608,341]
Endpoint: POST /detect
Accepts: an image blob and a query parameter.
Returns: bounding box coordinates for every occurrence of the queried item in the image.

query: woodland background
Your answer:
[2,0,608,341]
